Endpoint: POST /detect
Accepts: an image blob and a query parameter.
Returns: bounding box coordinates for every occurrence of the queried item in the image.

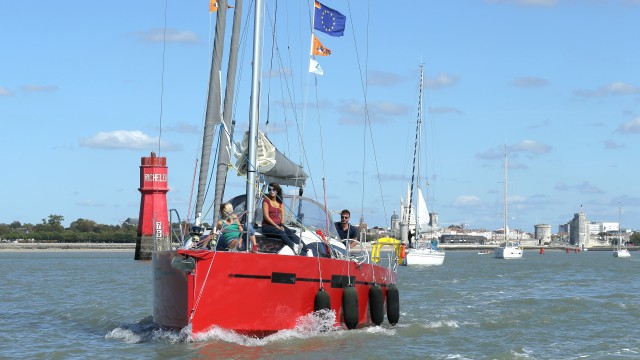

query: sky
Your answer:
[2,0,640,233]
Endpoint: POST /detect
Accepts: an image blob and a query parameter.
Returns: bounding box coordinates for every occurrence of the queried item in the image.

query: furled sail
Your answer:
[235,131,307,187]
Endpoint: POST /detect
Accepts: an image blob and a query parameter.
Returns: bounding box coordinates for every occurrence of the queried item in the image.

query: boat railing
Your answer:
[168,208,185,247]
[346,239,370,265]
[371,237,402,267]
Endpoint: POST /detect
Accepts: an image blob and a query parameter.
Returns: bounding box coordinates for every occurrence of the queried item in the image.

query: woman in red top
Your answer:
[261,182,307,255]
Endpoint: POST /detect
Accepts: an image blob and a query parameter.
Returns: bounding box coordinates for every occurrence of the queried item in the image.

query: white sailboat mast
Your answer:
[416,64,428,236]
[503,145,508,243]
[618,202,622,250]
[245,0,264,226]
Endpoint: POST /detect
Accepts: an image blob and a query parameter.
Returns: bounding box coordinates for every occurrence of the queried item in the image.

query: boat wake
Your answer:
[108,310,395,346]
[105,315,188,344]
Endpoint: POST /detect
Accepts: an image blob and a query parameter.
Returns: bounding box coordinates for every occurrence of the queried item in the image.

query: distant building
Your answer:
[429,212,439,228]
[588,221,619,235]
[16,228,29,234]
[440,234,487,244]
[568,212,590,247]
[534,224,552,245]
[390,211,399,233]
[359,215,368,233]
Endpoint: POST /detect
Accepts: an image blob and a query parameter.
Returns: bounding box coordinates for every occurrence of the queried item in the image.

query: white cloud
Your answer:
[368,70,402,87]
[23,85,59,93]
[131,29,199,44]
[337,100,410,125]
[428,106,463,115]
[616,117,640,134]
[603,139,626,149]
[163,122,199,134]
[510,140,551,154]
[79,130,182,151]
[577,181,603,194]
[575,81,640,98]
[453,195,481,207]
[477,140,550,161]
[510,77,548,88]
[426,74,459,89]
[604,81,640,95]
[0,86,14,96]
[476,148,503,160]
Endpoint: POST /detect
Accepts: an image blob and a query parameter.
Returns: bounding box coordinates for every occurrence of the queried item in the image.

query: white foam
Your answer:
[190,310,341,346]
[421,320,460,329]
[105,327,143,344]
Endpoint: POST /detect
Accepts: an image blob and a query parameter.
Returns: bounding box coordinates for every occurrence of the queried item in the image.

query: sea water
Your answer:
[1,250,638,359]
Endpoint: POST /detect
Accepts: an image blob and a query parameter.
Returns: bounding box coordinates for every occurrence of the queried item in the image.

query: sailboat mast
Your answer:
[416,64,424,237]
[245,0,265,226]
[618,202,622,249]
[406,64,424,245]
[503,145,508,243]
[195,0,228,226]
[213,0,243,216]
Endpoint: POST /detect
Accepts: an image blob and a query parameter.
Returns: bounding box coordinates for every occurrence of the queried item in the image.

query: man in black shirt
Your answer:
[334,209,359,247]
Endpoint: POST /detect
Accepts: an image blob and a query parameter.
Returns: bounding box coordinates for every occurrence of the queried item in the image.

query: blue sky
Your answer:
[2,0,640,233]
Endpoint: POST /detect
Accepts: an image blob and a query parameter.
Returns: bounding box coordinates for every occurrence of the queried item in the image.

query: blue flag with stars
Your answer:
[313,1,346,37]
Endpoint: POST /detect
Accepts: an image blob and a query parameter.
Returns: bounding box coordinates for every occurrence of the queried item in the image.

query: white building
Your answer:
[588,221,619,235]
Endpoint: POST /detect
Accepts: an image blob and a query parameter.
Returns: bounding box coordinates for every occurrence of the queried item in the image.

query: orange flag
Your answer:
[312,34,331,56]
[210,0,218,12]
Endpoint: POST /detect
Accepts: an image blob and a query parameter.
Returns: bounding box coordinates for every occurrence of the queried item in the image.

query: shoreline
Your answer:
[0,243,135,252]
[0,242,625,253]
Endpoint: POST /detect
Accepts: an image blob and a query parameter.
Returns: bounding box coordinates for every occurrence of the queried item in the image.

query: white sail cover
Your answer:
[235,131,307,187]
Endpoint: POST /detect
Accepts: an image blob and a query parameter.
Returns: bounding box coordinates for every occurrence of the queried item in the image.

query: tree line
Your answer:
[0,214,137,243]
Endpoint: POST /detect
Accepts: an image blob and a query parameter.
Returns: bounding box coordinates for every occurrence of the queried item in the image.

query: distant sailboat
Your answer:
[613,203,631,258]
[402,64,445,266]
[494,145,523,259]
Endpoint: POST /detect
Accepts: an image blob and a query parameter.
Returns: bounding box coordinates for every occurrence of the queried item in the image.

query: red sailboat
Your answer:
[151,0,400,337]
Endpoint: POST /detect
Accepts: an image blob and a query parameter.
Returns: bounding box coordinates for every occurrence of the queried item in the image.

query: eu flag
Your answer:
[313,1,346,37]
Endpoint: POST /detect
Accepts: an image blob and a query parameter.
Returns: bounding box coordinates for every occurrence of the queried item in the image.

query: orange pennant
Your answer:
[312,34,331,56]
[209,0,218,12]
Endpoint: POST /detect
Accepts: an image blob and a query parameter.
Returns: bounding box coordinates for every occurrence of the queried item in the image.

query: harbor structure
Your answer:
[534,224,552,245]
[390,211,399,234]
[135,152,169,260]
[568,211,590,248]
[429,212,439,228]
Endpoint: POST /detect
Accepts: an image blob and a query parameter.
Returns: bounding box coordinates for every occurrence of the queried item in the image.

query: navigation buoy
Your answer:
[386,284,400,326]
[539,248,545,254]
[369,284,384,326]
[566,248,570,253]
[314,287,331,312]
[342,285,359,330]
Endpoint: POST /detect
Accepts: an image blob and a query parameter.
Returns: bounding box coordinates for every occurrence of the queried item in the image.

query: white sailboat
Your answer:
[495,145,523,259]
[613,203,630,258]
[402,64,445,266]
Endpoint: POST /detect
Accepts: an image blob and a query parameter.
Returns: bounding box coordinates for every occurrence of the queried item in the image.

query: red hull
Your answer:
[153,250,397,336]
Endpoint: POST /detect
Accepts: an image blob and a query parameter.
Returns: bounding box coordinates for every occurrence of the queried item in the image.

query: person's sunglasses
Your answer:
[341,216,349,219]
[268,187,276,192]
